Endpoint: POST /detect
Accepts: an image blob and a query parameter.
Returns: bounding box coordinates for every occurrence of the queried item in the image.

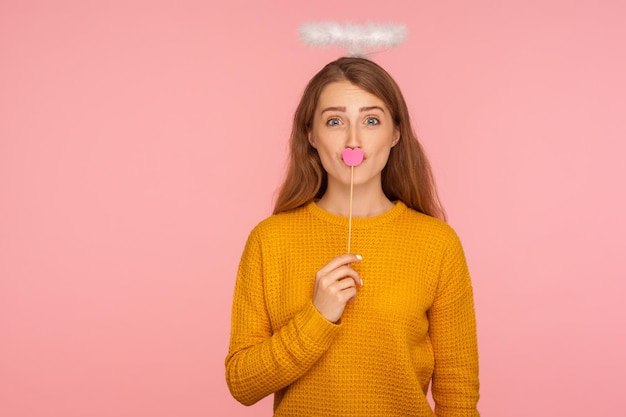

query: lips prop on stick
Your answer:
[341,148,364,253]
[342,148,364,167]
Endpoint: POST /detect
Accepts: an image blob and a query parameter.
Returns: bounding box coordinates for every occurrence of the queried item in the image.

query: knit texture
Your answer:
[226,201,479,416]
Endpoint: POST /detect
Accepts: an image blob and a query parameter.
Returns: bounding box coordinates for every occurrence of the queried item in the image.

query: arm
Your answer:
[225,229,340,406]
[429,232,480,417]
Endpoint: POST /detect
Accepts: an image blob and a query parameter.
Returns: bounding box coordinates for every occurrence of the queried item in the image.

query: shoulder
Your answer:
[399,204,461,246]
[247,205,311,241]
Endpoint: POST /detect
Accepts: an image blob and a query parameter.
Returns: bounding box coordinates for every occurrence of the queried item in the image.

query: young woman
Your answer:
[226,57,480,417]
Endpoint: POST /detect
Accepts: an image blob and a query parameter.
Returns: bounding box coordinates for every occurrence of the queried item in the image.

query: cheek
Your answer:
[312,135,340,157]
[370,146,393,167]
[312,142,335,165]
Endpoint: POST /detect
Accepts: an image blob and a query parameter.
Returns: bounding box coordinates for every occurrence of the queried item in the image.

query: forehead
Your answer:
[317,81,387,110]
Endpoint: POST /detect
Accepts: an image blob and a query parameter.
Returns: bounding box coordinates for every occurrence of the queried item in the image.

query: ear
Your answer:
[308,130,317,149]
[391,128,400,148]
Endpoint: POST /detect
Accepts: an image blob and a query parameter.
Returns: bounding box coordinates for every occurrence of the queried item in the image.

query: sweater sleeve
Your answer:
[429,231,480,417]
[225,227,340,406]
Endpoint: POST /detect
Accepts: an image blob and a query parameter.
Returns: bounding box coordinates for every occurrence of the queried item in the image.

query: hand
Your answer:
[312,254,363,323]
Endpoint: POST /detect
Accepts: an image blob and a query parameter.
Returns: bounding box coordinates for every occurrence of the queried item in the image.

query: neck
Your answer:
[317,179,394,218]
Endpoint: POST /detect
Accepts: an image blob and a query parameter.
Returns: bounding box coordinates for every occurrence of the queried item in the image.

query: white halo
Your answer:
[299,22,407,56]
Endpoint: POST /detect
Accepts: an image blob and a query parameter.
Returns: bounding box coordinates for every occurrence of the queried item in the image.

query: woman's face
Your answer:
[308,80,399,190]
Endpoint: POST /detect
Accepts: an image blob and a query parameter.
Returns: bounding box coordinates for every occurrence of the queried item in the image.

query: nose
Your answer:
[345,125,361,149]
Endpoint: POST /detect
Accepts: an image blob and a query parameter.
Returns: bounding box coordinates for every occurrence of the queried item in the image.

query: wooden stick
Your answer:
[347,165,354,254]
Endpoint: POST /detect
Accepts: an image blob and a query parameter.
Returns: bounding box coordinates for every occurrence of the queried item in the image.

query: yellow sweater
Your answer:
[226,201,479,416]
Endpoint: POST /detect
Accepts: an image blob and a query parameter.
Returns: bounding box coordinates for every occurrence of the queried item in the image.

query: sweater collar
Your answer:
[305,200,407,229]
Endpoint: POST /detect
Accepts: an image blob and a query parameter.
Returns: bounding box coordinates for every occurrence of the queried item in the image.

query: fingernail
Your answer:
[355,254,362,260]
[360,278,364,286]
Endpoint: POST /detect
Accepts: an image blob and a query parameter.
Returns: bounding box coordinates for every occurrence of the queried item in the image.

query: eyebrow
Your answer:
[320,106,386,114]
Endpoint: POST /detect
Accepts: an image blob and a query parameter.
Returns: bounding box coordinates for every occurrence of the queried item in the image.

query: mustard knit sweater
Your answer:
[226,201,479,416]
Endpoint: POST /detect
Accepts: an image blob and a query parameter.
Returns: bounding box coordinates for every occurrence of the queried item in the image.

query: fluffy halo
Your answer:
[299,22,407,56]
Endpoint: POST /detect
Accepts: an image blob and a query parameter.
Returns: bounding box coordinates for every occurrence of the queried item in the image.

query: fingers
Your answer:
[312,279,358,323]
[317,254,363,279]
[318,264,363,287]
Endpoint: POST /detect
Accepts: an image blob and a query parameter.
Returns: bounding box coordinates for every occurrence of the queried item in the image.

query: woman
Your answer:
[226,57,480,416]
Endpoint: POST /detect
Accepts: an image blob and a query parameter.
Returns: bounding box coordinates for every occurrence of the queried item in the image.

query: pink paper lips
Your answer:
[341,148,364,167]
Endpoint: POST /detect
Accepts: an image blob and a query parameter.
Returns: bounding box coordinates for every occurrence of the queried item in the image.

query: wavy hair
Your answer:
[273,57,446,221]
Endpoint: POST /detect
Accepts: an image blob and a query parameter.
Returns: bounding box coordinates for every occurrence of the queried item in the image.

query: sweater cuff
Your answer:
[294,301,340,350]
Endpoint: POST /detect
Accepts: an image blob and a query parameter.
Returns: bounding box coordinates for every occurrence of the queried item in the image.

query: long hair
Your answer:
[273,57,446,221]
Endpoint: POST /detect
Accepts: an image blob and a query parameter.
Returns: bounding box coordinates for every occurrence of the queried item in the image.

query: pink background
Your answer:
[1,0,625,415]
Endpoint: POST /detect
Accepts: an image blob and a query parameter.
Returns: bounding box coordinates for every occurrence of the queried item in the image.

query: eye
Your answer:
[365,117,380,125]
[326,117,342,127]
